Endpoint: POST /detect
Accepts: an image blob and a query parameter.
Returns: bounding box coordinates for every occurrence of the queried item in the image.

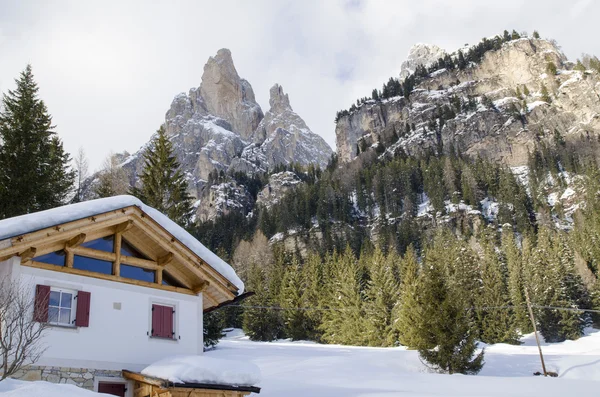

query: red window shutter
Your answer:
[75,291,91,327]
[152,304,174,338]
[33,285,50,322]
[164,306,174,339]
[152,304,162,337]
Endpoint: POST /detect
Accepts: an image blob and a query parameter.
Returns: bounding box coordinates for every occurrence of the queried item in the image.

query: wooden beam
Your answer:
[113,232,122,277]
[72,246,116,262]
[65,250,74,268]
[19,247,37,263]
[114,220,134,234]
[156,268,163,285]
[121,255,158,270]
[65,233,86,248]
[122,370,166,387]
[193,280,210,295]
[158,252,174,267]
[24,261,196,296]
[0,252,16,262]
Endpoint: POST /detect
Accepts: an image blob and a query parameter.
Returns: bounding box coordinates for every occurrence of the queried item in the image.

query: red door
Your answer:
[98,382,126,397]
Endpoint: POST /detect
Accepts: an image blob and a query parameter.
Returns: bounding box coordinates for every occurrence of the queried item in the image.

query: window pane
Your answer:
[35,250,65,267]
[60,293,72,308]
[162,271,186,288]
[121,239,148,259]
[59,308,71,325]
[48,307,59,323]
[73,255,113,275]
[49,291,60,307]
[81,236,114,252]
[121,264,155,283]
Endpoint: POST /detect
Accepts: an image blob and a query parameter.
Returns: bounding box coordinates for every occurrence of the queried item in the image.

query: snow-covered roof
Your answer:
[141,355,261,387]
[0,195,244,292]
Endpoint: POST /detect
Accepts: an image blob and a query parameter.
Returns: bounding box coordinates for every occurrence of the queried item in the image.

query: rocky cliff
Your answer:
[118,49,332,198]
[336,38,600,165]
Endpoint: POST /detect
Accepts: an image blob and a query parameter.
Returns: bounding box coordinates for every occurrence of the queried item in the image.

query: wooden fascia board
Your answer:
[0,207,137,260]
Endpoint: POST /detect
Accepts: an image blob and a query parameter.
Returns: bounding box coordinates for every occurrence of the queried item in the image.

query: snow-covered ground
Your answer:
[206,328,600,397]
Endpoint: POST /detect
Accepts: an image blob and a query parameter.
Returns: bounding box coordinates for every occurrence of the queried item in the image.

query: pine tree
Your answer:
[302,253,325,341]
[203,309,225,348]
[242,263,282,341]
[321,247,368,345]
[540,83,552,103]
[417,234,484,374]
[393,245,424,348]
[0,65,75,218]
[477,231,519,344]
[130,126,194,227]
[364,247,400,346]
[533,30,540,39]
[280,257,309,341]
[502,229,532,333]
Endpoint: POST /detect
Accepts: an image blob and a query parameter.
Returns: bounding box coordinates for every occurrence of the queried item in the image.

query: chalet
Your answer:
[0,196,259,396]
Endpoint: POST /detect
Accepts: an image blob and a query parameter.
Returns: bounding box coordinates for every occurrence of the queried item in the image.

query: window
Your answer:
[35,250,66,266]
[73,255,113,275]
[150,304,175,340]
[81,236,114,252]
[162,271,186,288]
[121,239,148,259]
[48,287,76,327]
[121,264,155,283]
[34,285,91,328]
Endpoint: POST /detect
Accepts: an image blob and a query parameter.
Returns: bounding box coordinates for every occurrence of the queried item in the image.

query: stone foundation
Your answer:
[12,365,122,390]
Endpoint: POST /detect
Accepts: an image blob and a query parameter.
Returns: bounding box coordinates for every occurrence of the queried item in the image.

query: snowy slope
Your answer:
[0,379,113,397]
[206,329,600,397]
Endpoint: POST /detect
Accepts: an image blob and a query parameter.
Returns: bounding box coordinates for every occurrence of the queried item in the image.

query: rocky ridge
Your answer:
[336,37,600,165]
[116,49,332,199]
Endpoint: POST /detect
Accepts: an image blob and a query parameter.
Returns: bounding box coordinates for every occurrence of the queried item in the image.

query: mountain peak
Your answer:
[399,43,447,79]
[269,84,292,112]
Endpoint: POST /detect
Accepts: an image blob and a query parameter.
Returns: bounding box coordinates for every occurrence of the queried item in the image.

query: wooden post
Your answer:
[524,288,547,377]
[114,232,122,277]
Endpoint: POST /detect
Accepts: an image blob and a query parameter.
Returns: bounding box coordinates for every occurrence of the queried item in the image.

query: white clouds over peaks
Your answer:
[0,0,598,170]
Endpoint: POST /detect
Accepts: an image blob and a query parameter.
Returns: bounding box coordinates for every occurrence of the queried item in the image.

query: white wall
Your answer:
[14,265,203,371]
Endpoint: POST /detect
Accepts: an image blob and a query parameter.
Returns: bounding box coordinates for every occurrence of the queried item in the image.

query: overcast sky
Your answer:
[1,0,598,171]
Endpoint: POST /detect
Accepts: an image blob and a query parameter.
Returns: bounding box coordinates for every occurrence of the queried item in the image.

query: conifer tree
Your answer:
[417,234,484,374]
[0,65,75,218]
[321,247,368,345]
[393,245,424,348]
[130,126,194,227]
[280,257,309,341]
[540,83,552,103]
[242,263,282,341]
[477,231,519,344]
[203,310,225,348]
[502,229,532,333]
[364,247,400,346]
[302,253,325,341]
[94,153,130,198]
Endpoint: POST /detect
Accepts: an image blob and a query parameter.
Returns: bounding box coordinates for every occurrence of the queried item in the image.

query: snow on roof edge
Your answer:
[0,195,244,293]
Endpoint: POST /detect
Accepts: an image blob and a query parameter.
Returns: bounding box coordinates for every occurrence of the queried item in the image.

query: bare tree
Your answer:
[73,147,89,202]
[94,152,131,198]
[0,278,49,380]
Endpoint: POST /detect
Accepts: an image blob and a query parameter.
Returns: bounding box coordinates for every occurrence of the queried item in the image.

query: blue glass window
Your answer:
[35,250,66,266]
[162,271,186,288]
[121,239,148,259]
[121,264,155,283]
[81,236,114,252]
[73,255,112,275]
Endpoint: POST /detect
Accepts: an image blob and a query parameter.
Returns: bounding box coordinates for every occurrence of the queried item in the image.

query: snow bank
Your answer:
[207,329,600,397]
[141,355,261,386]
[0,379,111,397]
[0,195,244,292]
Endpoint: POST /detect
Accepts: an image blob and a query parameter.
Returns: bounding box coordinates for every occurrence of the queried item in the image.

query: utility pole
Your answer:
[524,288,548,377]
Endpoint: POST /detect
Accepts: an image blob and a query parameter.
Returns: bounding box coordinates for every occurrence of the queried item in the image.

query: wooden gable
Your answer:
[0,206,238,309]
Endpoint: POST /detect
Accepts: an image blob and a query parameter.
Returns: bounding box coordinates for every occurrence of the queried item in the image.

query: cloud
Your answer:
[0,0,598,171]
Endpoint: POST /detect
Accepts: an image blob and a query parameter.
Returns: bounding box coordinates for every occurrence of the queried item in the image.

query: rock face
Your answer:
[337,38,600,166]
[256,171,303,208]
[118,49,333,200]
[231,84,333,173]
[399,43,447,79]
[196,181,253,222]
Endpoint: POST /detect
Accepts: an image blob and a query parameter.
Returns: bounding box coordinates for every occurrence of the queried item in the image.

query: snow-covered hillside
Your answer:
[207,328,600,397]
